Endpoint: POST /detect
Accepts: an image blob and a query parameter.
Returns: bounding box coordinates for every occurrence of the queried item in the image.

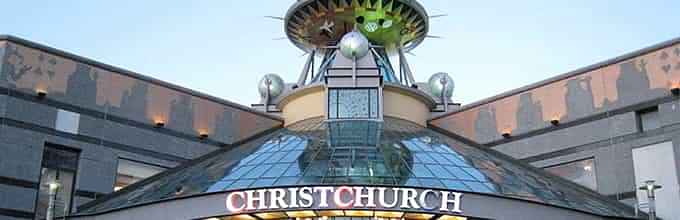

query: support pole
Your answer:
[46,183,60,220]
[352,56,357,87]
[296,49,316,87]
[399,48,416,87]
[440,76,449,112]
[264,78,272,112]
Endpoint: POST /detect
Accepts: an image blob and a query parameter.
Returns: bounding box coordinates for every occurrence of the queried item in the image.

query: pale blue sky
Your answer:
[1,0,678,105]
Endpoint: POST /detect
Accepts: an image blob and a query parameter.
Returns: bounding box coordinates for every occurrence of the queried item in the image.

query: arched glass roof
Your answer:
[78,117,636,218]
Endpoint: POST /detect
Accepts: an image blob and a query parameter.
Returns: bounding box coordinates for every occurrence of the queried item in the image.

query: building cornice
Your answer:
[0,34,283,122]
[430,35,680,121]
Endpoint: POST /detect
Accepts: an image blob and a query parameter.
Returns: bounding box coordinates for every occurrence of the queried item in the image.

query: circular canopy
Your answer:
[284,0,429,53]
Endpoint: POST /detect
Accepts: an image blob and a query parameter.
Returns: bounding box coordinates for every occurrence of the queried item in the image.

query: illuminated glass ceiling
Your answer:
[78,117,636,218]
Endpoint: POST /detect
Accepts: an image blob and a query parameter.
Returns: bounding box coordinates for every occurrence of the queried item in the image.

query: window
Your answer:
[636,106,660,132]
[114,159,166,191]
[328,88,379,119]
[55,109,80,134]
[35,144,79,220]
[544,158,597,190]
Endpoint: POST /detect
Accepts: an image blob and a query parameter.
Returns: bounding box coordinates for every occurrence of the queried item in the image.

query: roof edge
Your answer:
[0,34,283,122]
[430,35,680,121]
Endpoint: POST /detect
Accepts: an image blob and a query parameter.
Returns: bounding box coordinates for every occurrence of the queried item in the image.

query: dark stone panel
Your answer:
[593,142,637,196]
[76,158,117,194]
[0,125,45,182]
[659,100,680,127]
[101,120,193,160]
[0,184,37,213]
[77,114,103,140]
[43,134,116,164]
[530,124,680,197]
[0,94,7,117]
[5,96,57,130]
[675,137,680,190]
[494,113,638,159]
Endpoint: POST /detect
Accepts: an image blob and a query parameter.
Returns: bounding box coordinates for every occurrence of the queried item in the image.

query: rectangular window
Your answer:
[328,88,379,119]
[55,109,80,134]
[35,144,80,220]
[636,106,660,132]
[544,158,597,190]
[114,159,166,191]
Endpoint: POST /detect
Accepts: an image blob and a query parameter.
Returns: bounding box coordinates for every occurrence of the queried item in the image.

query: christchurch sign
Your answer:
[226,186,463,213]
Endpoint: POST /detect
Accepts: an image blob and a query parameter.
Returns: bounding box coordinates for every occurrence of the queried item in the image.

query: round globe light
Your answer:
[258,74,285,99]
[428,72,455,98]
[339,31,370,59]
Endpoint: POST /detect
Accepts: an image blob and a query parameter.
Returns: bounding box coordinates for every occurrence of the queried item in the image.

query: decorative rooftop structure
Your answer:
[66,1,645,220]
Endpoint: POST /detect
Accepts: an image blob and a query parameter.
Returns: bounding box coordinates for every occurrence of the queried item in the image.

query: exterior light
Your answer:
[671,87,680,96]
[48,182,60,191]
[502,132,511,139]
[36,89,47,99]
[199,132,209,139]
[583,165,593,171]
[638,180,662,220]
[47,182,60,220]
[154,120,165,128]
[550,119,560,126]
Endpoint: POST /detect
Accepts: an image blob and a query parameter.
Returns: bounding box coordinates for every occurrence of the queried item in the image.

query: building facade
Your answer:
[0,36,282,219]
[429,36,680,219]
[0,0,677,220]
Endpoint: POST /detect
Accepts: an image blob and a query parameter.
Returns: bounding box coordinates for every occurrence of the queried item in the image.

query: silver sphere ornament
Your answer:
[258,74,285,99]
[339,31,370,59]
[428,72,455,98]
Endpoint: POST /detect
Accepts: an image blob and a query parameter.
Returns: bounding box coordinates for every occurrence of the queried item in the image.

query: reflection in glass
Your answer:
[79,117,637,218]
[115,159,166,191]
[545,158,598,190]
[35,145,79,220]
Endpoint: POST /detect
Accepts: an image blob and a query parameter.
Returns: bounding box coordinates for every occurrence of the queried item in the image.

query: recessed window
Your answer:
[55,109,80,134]
[328,88,379,119]
[35,144,80,220]
[636,106,660,132]
[545,158,597,190]
[114,159,166,191]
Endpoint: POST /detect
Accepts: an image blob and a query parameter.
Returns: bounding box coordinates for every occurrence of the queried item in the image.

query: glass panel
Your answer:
[115,159,165,191]
[328,89,379,119]
[328,89,338,118]
[545,158,598,190]
[338,89,369,118]
[369,89,379,118]
[262,163,292,178]
[55,109,80,134]
[78,117,638,218]
[638,108,661,132]
[35,146,79,220]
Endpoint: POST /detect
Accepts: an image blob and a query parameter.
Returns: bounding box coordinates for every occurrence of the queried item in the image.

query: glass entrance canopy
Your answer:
[77,117,636,219]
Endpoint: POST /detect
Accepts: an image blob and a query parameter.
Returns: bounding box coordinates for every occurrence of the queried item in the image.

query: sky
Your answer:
[1,0,678,106]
